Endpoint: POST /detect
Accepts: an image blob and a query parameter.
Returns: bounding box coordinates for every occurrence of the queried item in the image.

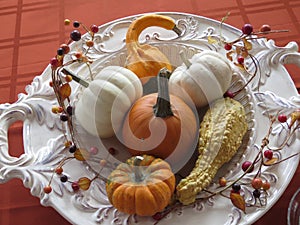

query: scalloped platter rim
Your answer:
[0,12,300,225]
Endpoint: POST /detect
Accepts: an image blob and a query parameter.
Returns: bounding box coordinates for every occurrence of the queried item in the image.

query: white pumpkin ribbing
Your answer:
[169,50,233,108]
[75,66,143,138]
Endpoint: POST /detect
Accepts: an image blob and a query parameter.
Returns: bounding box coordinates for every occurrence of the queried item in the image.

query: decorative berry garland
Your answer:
[43,14,299,224]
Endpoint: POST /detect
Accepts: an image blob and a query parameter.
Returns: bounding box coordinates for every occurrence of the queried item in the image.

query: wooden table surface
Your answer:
[0,0,299,224]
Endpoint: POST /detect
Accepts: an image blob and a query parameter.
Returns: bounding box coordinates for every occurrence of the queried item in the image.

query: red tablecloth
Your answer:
[0,0,299,224]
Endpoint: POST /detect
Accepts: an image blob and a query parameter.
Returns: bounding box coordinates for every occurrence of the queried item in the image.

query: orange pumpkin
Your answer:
[106,155,176,216]
[125,14,181,83]
[122,68,198,166]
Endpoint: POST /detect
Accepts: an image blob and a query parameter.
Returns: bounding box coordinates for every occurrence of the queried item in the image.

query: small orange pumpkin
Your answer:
[121,68,198,166]
[106,155,175,216]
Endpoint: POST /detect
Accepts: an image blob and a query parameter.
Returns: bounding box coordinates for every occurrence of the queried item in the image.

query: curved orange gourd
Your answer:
[125,14,181,82]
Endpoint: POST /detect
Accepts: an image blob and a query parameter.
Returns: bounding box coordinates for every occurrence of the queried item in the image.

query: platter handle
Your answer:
[0,74,61,201]
[0,101,35,183]
[279,41,300,67]
[281,54,300,68]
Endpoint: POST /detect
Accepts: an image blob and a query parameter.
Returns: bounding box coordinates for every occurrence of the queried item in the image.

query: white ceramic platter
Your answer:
[0,12,300,225]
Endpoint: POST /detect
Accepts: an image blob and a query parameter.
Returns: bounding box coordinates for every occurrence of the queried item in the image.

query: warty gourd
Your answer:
[176,97,248,205]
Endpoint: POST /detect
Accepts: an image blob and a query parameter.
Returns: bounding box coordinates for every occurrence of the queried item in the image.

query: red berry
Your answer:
[43,185,52,194]
[242,161,254,173]
[278,114,287,123]
[50,57,59,68]
[251,178,263,189]
[108,147,116,155]
[75,52,82,59]
[262,181,271,190]
[152,212,164,220]
[237,56,244,64]
[89,146,98,155]
[242,23,253,35]
[90,24,99,33]
[260,24,271,33]
[224,43,232,51]
[224,91,235,98]
[60,44,70,54]
[72,182,80,192]
[264,150,273,159]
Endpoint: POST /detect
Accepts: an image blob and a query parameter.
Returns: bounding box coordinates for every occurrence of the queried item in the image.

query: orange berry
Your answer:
[55,167,63,175]
[75,52,82,59]
[57,106,64,113]
[64,140,72,148]
[65,75,73,82]
[262,181,271,190]
[43,185,52,194]
[51,106,59,114]
[99,159,107,167]
[86,40,94,47]
[251,178,263,189]
[219,177,227,187]
[64,19,71,26]
[260,24,271,33]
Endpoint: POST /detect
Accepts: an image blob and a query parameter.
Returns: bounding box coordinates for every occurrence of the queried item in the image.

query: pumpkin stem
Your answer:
[179,51,192,69]
[133,156,145,182]
[153,68,174,118]
[173,25,182,36]
[61,68,89,88]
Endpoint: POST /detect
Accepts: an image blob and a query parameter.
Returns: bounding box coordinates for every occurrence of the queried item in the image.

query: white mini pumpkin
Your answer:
[75,66,143,138]
[169,50,233,107]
